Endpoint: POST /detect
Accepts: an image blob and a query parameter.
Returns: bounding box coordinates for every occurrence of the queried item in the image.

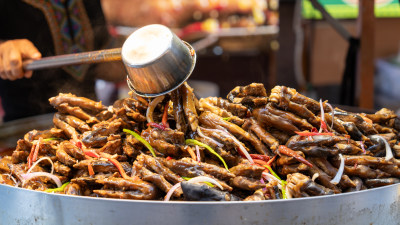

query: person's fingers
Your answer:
[0,54,6,80]
[24,70,33,79]
[8,48,24,79]
[18,39,41,60]
[1,43,22,80]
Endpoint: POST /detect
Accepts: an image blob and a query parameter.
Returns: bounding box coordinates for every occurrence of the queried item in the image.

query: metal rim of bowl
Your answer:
[126,41,197,98]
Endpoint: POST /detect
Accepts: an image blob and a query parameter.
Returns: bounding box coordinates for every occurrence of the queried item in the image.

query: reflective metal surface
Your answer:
[1,183,399,225]
[124,25,196,97]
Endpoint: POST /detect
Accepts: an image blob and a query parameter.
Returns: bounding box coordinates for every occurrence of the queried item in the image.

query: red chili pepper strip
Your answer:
[162,104,170,128]
[84,150,100,158]
[186,147,197,161]
[295,131,334,136]
[320,120,329,133]
[88,163,95,176]
[99,153,130,180]
[147,122,167,130]
[253,159,268,166]
[250,154,270,162]
[278,145,313,167]
[27,142,36,168]
[266,155,277,166]
[166,156,173,160]
[32,137,43,163]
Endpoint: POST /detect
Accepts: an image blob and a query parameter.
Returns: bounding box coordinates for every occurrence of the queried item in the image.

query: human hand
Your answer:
[0,39,41,80]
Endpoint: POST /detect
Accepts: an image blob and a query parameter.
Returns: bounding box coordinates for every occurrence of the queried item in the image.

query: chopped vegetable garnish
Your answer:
[43,137,62,142]
[186,146,197,161]
[182,176,215,188]
[21,172,62,188]
[265,165,287,185]
[295,131,334,137]
[164,182,181,201]
[253,159,268,166]
[222,117,231,121]
[99,153,131,180]
[146,95,164,124]
[195,145,201,162]
[84,150,100,158]
[370,135,393,161]
[27,156,54,175]
[319,99,329,133]
[330,154,344,184]
[88,163,95,176]
[124,129,156,157]
[27,142,35,169]
[250,154,270,162]
[162,103,170,128]
[45,182,70,193]
[278,145,313,167]
[266,155,277,166]
[147,122,167,130]
[185,139,229,171]
[360,141,366,154]
[187,176,223,190]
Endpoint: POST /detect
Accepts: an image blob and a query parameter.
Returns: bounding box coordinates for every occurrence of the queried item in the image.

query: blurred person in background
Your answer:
[0,0,125,122]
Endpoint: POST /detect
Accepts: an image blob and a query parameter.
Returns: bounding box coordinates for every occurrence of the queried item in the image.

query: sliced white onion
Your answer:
[146,96,165,123]
[205,126,254,164]
[311,173,319,182]
[261,172,283,189]
[21,172,62,188]
[285,185,293,199]
[326,102,335,129]
[319,99,325,133]
[360,141,366,154]
[164,182,181,201]
[27,156,54,175]
[370,135,393,161]
[195,145,201,162]
[197,127,224,148]
[262,171,280,183]
[7,174,19,187]
[187,176,223,190]
[330,154,344,185]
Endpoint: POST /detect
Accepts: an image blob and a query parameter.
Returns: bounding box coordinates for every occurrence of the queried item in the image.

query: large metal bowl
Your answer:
[1,115,400,224]
[0,182,399,225]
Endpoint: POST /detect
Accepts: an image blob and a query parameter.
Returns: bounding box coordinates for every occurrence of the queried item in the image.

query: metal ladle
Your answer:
[23,24,196,97]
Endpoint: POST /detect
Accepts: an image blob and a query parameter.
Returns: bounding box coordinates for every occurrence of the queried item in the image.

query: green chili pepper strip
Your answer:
[185,139,229,171]
[182,177,214,187]
[45,182,70,193]
[265,165,287,185]
[222,117,231,121]
[123,129,156,157]
[43,137,62,142]
[266,165,287,199]
[281,186,287,199]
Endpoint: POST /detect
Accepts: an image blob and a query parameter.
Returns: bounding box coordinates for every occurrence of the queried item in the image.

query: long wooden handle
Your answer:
[23,48,122,70]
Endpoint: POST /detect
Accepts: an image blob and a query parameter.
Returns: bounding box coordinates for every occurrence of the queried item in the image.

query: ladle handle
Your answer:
[23,48,122,70]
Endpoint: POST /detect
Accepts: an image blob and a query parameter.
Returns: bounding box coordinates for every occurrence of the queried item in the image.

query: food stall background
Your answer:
[97,0,280,104]
[98,0,400,111]
[1,0,400,124]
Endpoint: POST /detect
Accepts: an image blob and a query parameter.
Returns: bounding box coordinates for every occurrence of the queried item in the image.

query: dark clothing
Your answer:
[0,0,110,121]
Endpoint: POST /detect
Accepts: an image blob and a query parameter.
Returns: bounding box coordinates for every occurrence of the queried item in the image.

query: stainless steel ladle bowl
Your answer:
[23,24,196,97]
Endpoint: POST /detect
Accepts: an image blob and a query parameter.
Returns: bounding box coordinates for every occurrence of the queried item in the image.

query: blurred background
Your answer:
[97,0,400,110]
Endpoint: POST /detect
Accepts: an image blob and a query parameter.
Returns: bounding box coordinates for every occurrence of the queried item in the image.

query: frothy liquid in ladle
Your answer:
[122,24,172,66]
